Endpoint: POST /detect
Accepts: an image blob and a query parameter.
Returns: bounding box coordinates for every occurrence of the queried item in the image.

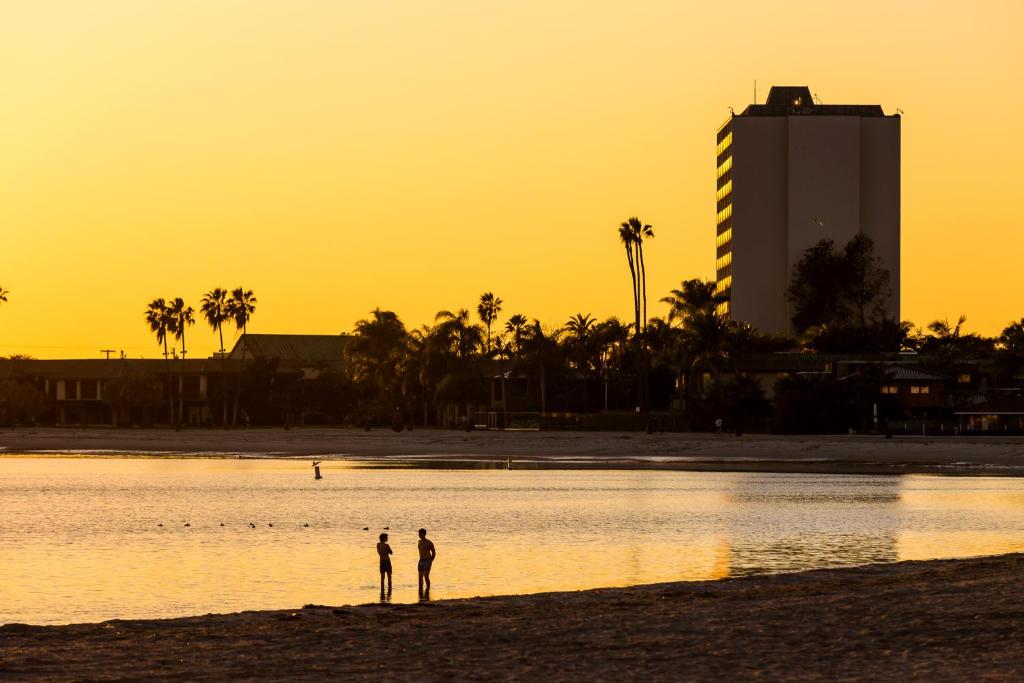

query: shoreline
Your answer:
[3,554,1023,680]
[5,426,1024,475]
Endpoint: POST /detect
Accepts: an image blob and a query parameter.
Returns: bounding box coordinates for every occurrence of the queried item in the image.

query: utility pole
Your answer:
[100,349,116,359]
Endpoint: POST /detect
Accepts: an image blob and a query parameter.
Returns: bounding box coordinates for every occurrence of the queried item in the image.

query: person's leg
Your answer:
[386,569,392,592]
[418,570,424,593]
[424,568,431,590]
[380,570,385,593]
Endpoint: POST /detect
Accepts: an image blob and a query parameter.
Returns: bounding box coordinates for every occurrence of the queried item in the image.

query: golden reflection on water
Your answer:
[2,458,1024,625]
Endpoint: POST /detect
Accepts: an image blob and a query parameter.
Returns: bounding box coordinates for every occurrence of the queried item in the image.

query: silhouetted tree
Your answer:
[477,292,503,352]
[786,234,899,352]
[227,287,257,426]
[145,298,176,424]
[167,297,195,427]
[346,309,409,425]
[619,217,655,409]
[201,288,231,427]
[505,314,528,357]
[0,380,45,426]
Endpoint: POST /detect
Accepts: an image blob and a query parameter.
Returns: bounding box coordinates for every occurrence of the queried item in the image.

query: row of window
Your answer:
[716,179,732,202]
[716,251,732,272]
[716,131,732,156]
[716,203,732,226]
[717,155,733,180]
[881,385,932,395]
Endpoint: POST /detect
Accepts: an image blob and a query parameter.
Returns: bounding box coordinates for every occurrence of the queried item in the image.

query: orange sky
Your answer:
[2,1,1023,359]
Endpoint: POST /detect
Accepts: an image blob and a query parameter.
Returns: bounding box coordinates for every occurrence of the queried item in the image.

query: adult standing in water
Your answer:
[417,528,436,597]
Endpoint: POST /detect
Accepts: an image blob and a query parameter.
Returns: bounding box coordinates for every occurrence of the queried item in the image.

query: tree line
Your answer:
[143,288,256,427]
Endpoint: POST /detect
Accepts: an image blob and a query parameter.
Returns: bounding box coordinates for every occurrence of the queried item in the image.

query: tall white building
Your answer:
[715,85,900,336]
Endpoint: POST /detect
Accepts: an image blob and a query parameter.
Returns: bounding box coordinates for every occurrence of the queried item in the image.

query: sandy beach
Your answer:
[1,553,1021,681]
[4,426,1024,475]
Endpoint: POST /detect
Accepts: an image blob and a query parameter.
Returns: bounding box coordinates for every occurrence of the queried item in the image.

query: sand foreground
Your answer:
[4,426,1024,475]
[2,554,1023,681]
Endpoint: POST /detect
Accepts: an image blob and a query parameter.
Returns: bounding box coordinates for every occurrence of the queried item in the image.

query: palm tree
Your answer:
[347,309,410,425]
[492,335,513,416]
[618,223,640,337]
[227,287,257,426]
[477,292,503,352]
[521,321,562,415]
[564,313,597,372]
[619,217,654,410]
[201,288,231,427]
[167,298,195,427]
[0,286,8,305]
[661,280,727,328]
[505,314,528,357]
[434,309,484,360]
[661,279,732,399]
[144,298,176,424]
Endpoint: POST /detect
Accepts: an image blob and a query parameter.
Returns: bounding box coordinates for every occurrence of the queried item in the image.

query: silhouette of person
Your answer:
[377,533,393,594]
[417,528,436,596]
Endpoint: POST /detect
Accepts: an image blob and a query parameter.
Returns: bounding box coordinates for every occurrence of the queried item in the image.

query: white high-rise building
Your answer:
[715,85,900,336]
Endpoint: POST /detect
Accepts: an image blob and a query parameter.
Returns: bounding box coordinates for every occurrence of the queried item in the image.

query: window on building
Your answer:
[80,380,97,400]
[958,374,971,384]
[881,385,899,395]
[910,385,931,395]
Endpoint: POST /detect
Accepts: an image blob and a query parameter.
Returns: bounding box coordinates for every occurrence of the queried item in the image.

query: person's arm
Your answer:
[429,540,437,560]
[388,544,393,556]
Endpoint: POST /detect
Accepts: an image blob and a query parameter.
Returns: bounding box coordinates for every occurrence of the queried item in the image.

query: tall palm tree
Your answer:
[619,217,654,410]
[144,298,176,424]
[477,292,503,352]
[201,288,231,427]
[618,223,640,337]
[227,287,257,426]
[620,217,654,332]
[168,298,195,427]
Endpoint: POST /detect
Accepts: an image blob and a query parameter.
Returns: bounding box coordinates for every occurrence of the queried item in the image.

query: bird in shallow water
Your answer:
[220,523,225,527]
[157,524,163,527]
[362,527,369,530]
[184,523,191,527]
[303,523,309,527]
[268,523,274,528]
[249,522,256,528]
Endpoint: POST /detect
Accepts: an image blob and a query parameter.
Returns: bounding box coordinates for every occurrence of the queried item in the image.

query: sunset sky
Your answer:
[2,1,1023,359]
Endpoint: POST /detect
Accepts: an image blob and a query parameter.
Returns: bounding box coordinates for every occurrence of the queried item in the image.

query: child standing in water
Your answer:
[377,533,393,594]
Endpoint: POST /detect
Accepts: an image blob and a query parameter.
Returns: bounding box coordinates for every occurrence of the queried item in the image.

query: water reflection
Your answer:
[1,458,1024,625]
[725,476,901,575]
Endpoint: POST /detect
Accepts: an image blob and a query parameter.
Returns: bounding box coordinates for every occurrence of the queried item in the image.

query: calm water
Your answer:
[3,457,1024,625]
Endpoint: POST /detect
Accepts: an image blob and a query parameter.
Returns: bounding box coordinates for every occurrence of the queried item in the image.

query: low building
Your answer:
[0,333,353,427]
[954,392,1024,433]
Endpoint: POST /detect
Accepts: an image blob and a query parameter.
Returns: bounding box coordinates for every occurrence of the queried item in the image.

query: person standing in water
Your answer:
[377,533,393,595]
[417,528,436,596]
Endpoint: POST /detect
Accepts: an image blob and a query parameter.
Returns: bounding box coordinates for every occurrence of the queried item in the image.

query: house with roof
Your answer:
[228,333,350,378]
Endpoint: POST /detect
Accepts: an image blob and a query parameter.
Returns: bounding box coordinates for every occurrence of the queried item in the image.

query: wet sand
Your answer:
[2,554,1023,681]
[4,426,1024,475]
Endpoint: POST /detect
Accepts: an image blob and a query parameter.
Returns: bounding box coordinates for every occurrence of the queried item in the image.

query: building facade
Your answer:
[715,85,900,336]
